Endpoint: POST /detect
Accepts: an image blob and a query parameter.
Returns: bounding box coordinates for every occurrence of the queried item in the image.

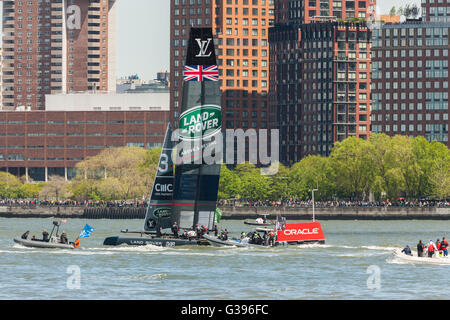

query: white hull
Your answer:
[392,249,450,265]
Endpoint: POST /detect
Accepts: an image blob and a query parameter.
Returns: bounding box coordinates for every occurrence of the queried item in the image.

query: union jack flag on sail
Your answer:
[184,65,219,82]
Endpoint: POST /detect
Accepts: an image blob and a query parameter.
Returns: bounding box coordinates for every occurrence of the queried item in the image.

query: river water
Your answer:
[1,218,450,300]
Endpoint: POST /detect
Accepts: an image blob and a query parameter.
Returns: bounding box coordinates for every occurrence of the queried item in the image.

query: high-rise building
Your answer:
[370,0,449,148]
[370,21,449,147]
[269,0,374,164]
[1,0,117,111]
[170,0,275,133]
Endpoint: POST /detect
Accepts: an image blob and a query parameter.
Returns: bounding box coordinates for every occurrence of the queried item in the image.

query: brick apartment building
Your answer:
[2,0,117,111]
[269,0,375,164]
[421,0,450,23]
[371,1,449,147]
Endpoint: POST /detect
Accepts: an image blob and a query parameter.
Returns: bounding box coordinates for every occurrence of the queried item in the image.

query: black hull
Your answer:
[103,235,210,247]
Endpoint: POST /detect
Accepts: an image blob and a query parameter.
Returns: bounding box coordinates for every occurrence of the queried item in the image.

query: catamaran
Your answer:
[103,27,222,247]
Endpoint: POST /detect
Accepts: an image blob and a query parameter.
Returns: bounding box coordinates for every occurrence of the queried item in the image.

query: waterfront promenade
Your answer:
[0,202,449,220]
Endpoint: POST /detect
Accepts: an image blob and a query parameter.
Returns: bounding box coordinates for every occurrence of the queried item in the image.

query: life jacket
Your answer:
[441,241,448,249]
[269,232,274,238]
[428,244,435,252]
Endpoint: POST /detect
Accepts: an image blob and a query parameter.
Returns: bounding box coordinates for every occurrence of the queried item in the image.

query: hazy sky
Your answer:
[116,0,170,81]
[1,0,421,81]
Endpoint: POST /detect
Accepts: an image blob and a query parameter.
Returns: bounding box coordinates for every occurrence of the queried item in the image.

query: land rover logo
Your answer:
[179,105,222,141]
[154,208,171,218]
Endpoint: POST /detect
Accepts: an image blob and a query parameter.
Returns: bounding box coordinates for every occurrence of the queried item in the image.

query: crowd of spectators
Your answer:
[218,199,450,208]
[0,199,149,208]
[0,198,449,208]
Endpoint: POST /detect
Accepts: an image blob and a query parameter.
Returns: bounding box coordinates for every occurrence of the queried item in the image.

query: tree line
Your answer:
[0,134,448,202]
[220,134,449,202]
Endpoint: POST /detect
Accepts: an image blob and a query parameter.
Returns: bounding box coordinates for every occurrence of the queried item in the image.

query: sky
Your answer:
[115,0,170,81]
[1,0,421,82]
[115,0,420,81]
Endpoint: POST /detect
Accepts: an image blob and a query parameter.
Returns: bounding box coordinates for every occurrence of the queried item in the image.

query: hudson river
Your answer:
[1,218,450,300]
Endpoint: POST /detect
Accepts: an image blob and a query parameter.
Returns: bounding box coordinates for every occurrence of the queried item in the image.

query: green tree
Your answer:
[72,147,157,201]
[39,175,71,200]
[390,6,396,16]
[234,163,271,201]
[0,172,25,199]
[22,183,46,199]
[428,157,450,200]
[289,155,335,200]
[370,134,405,201]
[218,164,242,200]
[330,137,377,200]
[386,135,424,199]
[266,162,291,201]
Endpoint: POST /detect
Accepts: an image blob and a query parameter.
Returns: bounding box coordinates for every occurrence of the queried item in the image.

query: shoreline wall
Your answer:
[0,206,450,220]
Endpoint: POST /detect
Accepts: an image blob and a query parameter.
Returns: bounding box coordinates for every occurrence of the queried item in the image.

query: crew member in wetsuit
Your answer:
[42,229,49,242]
[60,232,68,244]
[417,240,425,257]
[401,245,412,256]
[21,231,30,240]
[171,222,179,238]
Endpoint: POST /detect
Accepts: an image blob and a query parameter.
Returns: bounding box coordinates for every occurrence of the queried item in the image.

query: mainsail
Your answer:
[172,27,222,231]
[143,123,175,232]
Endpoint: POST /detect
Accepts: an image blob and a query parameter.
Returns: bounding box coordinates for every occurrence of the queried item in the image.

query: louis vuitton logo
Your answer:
[195,38,213,58]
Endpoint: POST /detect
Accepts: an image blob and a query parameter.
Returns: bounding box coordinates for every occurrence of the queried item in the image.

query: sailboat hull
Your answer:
[103,235,210,247]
